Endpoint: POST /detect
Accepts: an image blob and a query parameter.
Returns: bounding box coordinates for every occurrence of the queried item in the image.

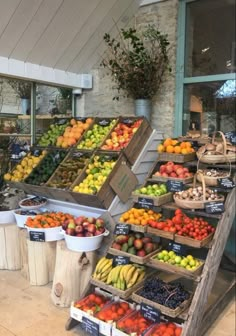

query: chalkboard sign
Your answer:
[75,117,87,122]
[138,197,154,209]
[72,151,85,158]
[168,242,186,255]
[224,131,236,145]
[98,119,110,126]
[140,303,160,323]
[123,118,134,125]
[29,231,45,242]
[167,180,184,192]
[82,316,99,336]
[113,255,130,266]
[114,223,130,235]
[205,201,225,214]
[218,178,235,189]
[56,118,68,125]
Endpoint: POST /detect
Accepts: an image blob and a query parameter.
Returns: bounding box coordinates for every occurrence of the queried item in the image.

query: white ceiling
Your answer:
[0,0,142,87]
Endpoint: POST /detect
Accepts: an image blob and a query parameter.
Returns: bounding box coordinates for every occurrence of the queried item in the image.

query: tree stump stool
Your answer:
[0,223,21,270]
[27,239,57,286]
[51,240,97,307]
[18,228,29,280]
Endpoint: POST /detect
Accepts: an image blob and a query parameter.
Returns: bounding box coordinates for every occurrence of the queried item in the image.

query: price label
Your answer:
[82,316,99,336]
[224,131,236,145]
[56,118,68,125]
[75,117,87,122]
[72,151,84,158]
[205,202,225,214]
[123,118,134,125]
[138,197,154,209]
[114,224,130,235]
[166,180,184,192]
[218,178,235,189]
[98,119,110,126]
[140,303,160,323]
[168,242,186,255]
[113,255,130,266]
[29,231,45,242]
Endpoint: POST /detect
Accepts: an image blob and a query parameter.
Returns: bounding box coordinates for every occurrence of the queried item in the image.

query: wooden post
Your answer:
[51,240,97,308]
[18,228,29,280]
[27,239,57,286]
[0,223,21,270]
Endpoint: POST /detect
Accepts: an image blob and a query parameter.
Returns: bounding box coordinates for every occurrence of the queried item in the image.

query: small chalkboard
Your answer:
[82,316,99,336]
[29,231,45,242]
[138,197,154,209]
[225,131,236,145]
[205,201,225,214]
[113,255,130,266]
[167,180,184,192]
[114,223,130,235]
[168,242,186,255]
[75,117,87,122]
[123,118,134,125]
[140,303,160,323]
[218,178,235,189]
[98,119,110,126]
[72,151,84,158]
[56,118,68,125]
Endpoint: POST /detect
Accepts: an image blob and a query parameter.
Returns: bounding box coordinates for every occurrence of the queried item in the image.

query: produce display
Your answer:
[116,310,154,336]
[148,209,215,240]
[25,150,67,185]
[93,257,146,290]
[37,123,68,146]
[62,215,105,237]
[19,196,47,208]
[95,300,133,322]
[153,161,193,179]
[137,277,190,309]
[119,208,162,226]
[47,154,90,189]
[197,142,236,156]
[197,168,229,178]
[73,292,110,313]
[26,212,74,228]
[77,119,117,150]
[153,250,202,271]
[174,186,223,202]
[4,150,47,182]
[133,183,168,197]
[157,139,195,154]
[111,232,159,256]
[147,322,182,336]
[100,118,143,150]
[72,154,117,194]
[56,118,93,148]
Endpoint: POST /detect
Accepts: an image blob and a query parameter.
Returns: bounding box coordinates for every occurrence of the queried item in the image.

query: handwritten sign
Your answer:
[82,316,99,336]
[140,303,160,323]
[113,255,130,266]
[114,224,130,235]
[168,242,186,255]
[138,197,154,209]
[29,231,45,242]
[167,180,184,192]
[218,178,235,189]
[98,119,110,126]
[205,202,225,214]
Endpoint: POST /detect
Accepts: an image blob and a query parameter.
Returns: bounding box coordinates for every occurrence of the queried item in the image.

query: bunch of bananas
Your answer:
[93,257,146,291]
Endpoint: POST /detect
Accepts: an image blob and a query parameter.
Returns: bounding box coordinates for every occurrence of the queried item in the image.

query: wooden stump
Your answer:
[51,240,97,308]
[18,228,29,280]
[0,223,21,270]
[27,239,57,286]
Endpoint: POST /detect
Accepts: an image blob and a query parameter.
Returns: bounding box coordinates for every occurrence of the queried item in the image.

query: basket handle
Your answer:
[197,151,232,177]
[193,172,206,202]
[212,131,227,156]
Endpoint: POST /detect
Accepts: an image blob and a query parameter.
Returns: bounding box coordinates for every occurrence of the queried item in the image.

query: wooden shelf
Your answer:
[18,114,72,120]
[0,133,31,137]
[162,202,222,219]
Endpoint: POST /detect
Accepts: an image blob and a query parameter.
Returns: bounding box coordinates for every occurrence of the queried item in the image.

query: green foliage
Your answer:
[7,79,31,99]
[101,25,171,100]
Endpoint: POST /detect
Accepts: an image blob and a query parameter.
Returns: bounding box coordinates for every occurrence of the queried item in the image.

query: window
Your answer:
[175,0,236,136]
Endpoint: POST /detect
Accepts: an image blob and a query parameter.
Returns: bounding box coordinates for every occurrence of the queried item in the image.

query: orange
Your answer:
[174,145,181,154]
[166,145,174,153]
[180,142,186,149]
[185,141,192,148]
[163,138,173,147]
[157,144,165,152]
[181,148,188,154]
[171,139,178,146]
[70,118,76,126]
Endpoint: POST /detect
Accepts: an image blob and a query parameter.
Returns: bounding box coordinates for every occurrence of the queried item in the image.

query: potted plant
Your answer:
[7,79,31,115]
[101,25,171,120]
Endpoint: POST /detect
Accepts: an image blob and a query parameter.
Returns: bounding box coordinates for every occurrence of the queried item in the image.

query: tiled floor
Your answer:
[0,270,235,336]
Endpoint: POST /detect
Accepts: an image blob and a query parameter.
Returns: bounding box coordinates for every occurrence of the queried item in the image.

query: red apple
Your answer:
[154,172,161,177]
[85,232,94,237]
[144,242,154,254]
[183,168,189,173]
[170,172,178,178]
[134,239,143,250]
[176,167,184,176]
[67,221,76,229]
[160,165,166,173]
[75,225,84,233]
[87,217,96,224]
[82,221,90,230]
[94,228,105,236]
[75,216,86,226]
[137,249,146,257]
[87,223,96,233]
[76,233,84,237]
[112,242,122,250]
[167,161,174,166]
[166,165,173,174]
[95,218,105,228]
[174,164,182,171]
[161,172,169,177]
[66,228,75,236]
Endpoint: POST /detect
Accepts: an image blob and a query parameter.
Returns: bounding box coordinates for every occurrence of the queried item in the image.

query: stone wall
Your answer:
[82,0,178,137]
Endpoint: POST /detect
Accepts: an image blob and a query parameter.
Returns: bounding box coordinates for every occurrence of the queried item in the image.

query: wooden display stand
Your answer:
[51,240,97,308]
[0,223,21,270]
[18,228,29,280]
[27,239,57,286]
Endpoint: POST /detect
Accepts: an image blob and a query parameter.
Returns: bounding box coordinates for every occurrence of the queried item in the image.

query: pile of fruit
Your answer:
[95,300,133,322]
[26,212,74,228]
[153,250,202,271]
[62,215,105,237]
[4,151,46,182]
[56,118,93,148]
[37,123,68,147]
[157,139,195,154]
[25,150,67,185]
[119,208,162,226]
[197,168,229,178]
[133,183,168,197]
[116,310,153,336]
[77,119,117,150]
[72,154,117,194]
[93,257,146,290]
[153,161,193,179]
[111,232,159,257]
[197,142,236,156]
[74,292,110,313]
[47,155,90,189]
[148,209,215,240]
[100,118,142,150]
[148,322,182,336]
[174,186,223,202]
[138,277,190,309]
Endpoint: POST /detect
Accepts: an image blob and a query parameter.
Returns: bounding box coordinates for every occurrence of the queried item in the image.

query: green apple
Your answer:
[174,256,182,264]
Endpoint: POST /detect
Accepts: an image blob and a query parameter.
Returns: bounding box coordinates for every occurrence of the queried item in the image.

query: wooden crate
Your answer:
[174,232,214,248]
[118,222,148,233]
[132,192,173,207]
[147,226,175,240]
[107,246,161,265]
[158,152,196,163]
[70,151,129,209]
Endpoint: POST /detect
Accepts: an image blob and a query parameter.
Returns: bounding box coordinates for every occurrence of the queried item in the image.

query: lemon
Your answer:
[33,157,40,164]
[4,173,11,180]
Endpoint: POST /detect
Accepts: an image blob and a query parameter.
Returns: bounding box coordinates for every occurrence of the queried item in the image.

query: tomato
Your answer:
[169,227,177,233]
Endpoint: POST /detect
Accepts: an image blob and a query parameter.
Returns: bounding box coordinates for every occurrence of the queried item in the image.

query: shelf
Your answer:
[161,202,222,219]
[18,114,72,120]
[0,133,31,137]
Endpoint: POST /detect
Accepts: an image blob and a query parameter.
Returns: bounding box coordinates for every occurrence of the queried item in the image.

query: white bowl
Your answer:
[19,196,47,210]
[26,226,63,242]
[0,209,16,224]
[62,229,109,252]
[13,209,39,228]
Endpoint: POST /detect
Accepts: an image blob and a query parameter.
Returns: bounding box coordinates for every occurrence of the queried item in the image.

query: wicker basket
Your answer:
[173,172,224,209]
[196,131,236,164]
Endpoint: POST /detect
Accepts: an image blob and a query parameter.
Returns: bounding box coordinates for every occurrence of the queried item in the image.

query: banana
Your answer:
[119,264,133,282]
[127,269,140,288]
[100,259,113,274]
[100,272,110,282]
[112,265,123,284]
[95,257,107,274]
[136,270,145,283]
[106,267,117,285]
[120,279,126,291]
[124,265,136,284]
